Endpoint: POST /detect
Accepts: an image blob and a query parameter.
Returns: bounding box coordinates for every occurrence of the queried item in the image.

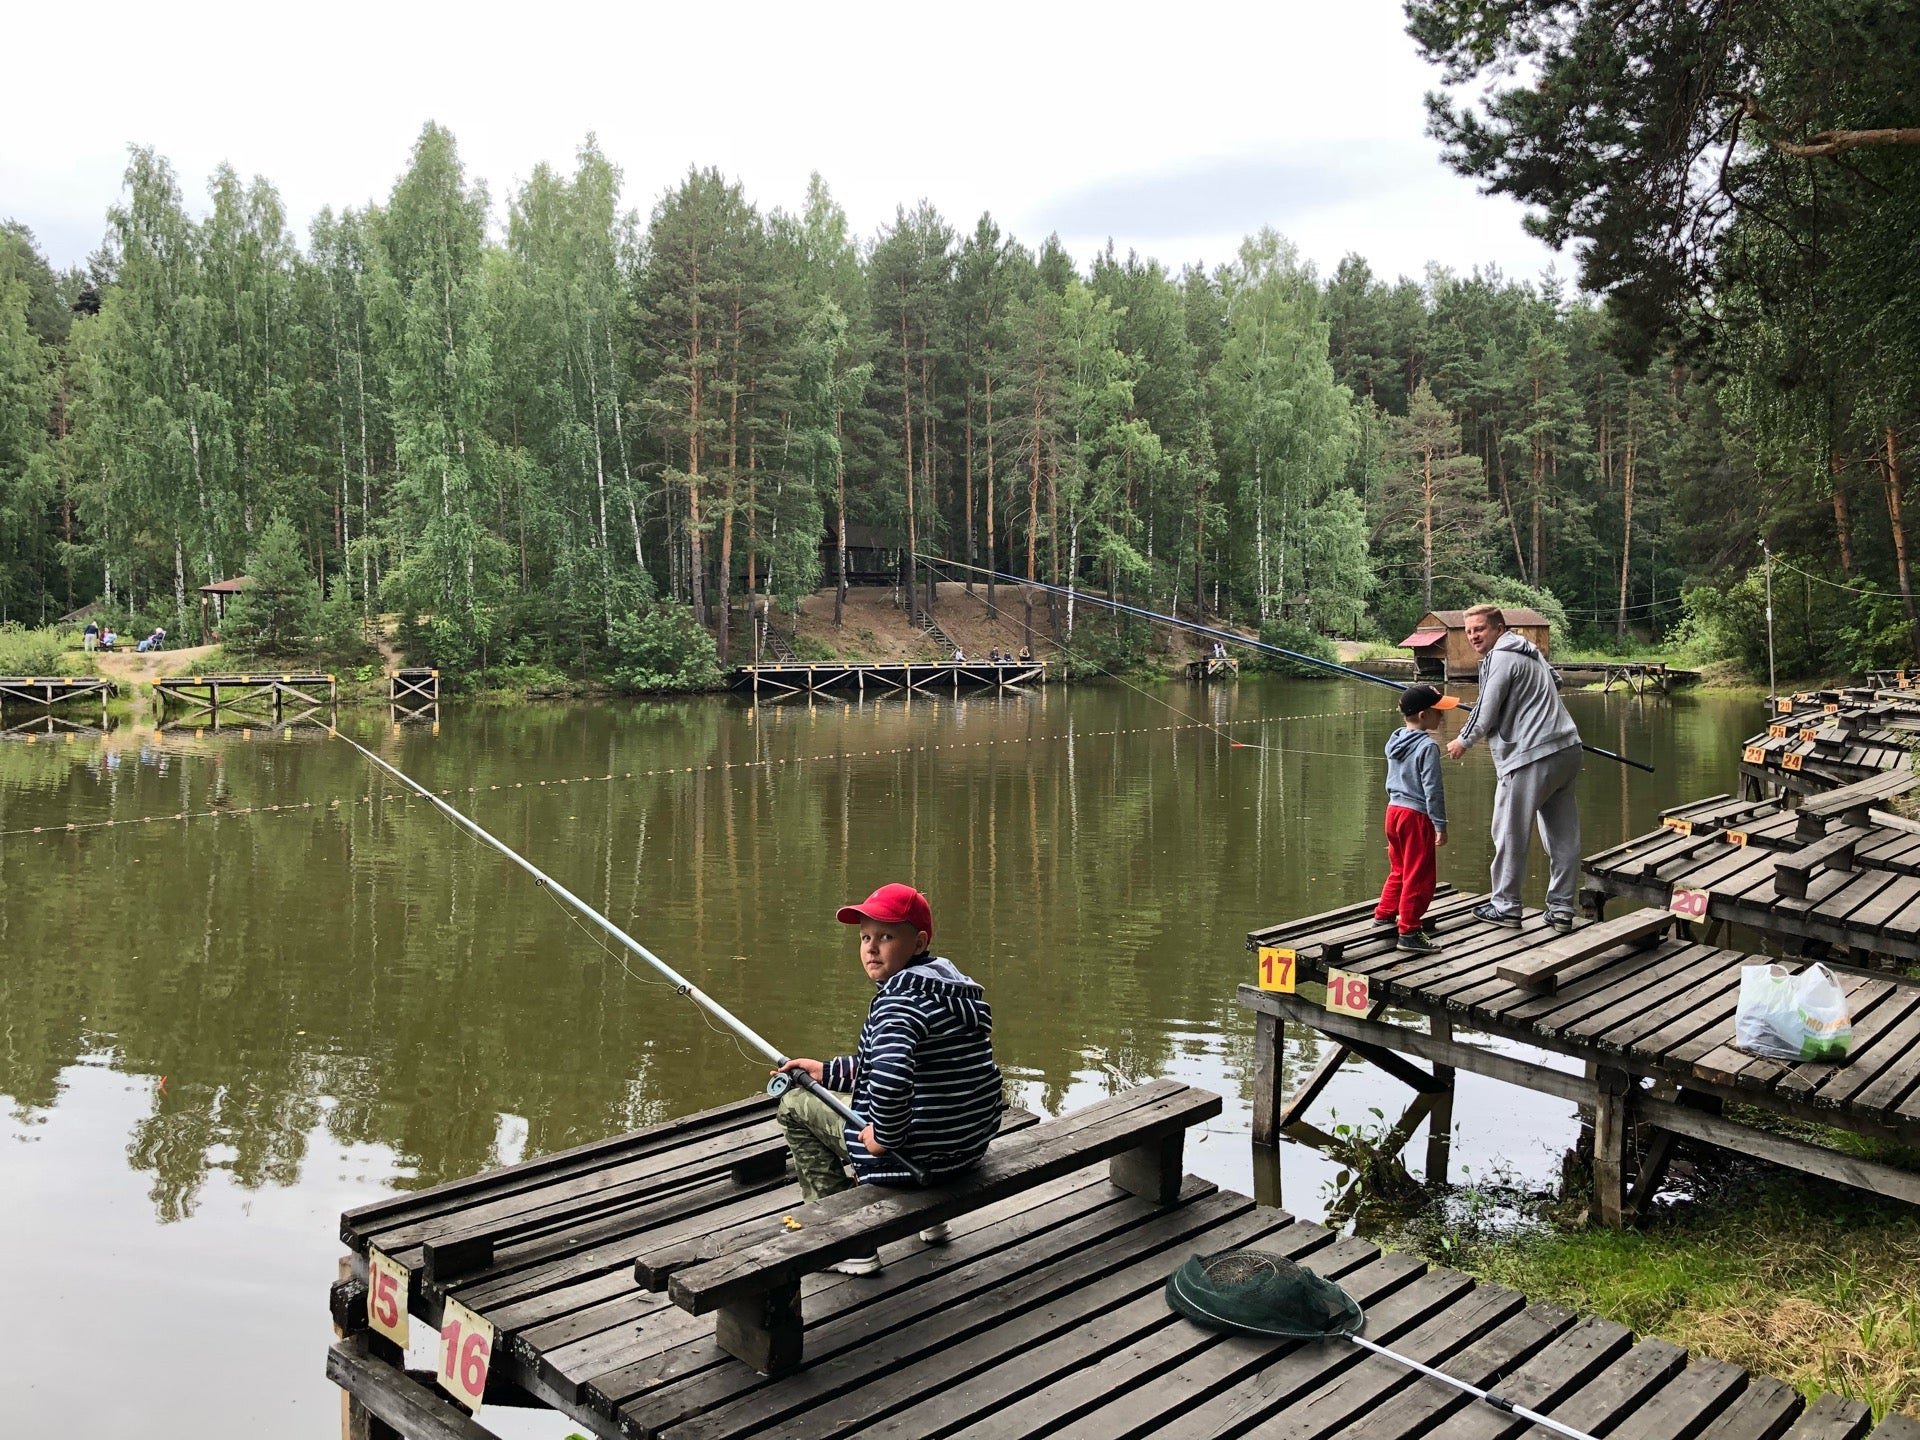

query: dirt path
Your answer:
[93,643,218,686]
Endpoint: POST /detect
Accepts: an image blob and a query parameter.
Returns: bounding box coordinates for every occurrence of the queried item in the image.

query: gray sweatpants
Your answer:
[1489,745,1583,917]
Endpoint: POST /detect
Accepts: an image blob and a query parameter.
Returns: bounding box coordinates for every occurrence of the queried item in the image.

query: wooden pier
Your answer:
[1583,773,1920,968]
[1243,893,1920,1232]
[1185,656,1240,682]
[391,668,441,726]
[153,672,336,728]
[1739,696,1916,797]
[1551,660,1698,694]
[0,674,115,713]
[730,658,1045,699]
[326,1079,1904,1440]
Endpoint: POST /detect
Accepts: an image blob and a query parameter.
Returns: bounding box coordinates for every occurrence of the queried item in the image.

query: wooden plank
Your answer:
[1780,1392,1874,1439]
[1598,1356,1751,1440]
[1691,1375,1808,1440]
[1445,1335,1688,1440]
[1868,1415,1920,1440]
[326,1335,509,1440]
[1495,910,1674,994]
[1637,1099,1920,1205]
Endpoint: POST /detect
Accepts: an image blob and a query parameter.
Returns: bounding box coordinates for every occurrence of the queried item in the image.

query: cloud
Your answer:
[1032,153,1395,245]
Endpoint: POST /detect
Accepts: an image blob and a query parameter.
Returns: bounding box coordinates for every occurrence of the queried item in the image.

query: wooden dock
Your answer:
[730,659,1045,699]
[1739,696,1916,797]
[1185,656,1240,682]
[1583,773,1920,968]
[0,674,115,712]
[1551,660,1698,694]
[391,667,441,726]
[327,1082,1906,1440]
[153,672,336,727]
[1242,894,1920,1233]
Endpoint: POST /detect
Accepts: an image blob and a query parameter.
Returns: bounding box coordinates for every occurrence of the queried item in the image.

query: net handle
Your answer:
[1346,1335,1601,1440]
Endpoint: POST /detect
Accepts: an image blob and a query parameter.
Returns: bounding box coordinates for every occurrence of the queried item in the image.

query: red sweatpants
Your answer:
[1375,804,1438,934]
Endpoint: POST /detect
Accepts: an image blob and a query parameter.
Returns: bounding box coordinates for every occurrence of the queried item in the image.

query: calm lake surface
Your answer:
[0,676,1758,1436]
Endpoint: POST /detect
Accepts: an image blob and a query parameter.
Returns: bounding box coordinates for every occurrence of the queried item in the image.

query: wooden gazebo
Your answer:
[198,575,253,642]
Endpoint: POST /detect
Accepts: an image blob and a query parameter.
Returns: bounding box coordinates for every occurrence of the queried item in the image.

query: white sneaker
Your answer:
[918,1221,951,1245]
[830,1252,882,1276]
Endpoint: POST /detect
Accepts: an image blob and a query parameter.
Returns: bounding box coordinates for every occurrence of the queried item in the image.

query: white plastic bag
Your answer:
[1734,963,1853,1061]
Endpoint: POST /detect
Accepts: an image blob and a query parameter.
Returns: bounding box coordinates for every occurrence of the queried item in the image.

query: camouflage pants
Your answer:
[777,1085,858,1203]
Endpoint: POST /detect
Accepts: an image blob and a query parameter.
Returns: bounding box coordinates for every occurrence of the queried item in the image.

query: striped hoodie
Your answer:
[821,955,1001,1186]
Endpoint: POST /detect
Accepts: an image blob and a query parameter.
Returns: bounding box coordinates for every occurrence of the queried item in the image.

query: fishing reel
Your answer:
[766,1069,796,1099]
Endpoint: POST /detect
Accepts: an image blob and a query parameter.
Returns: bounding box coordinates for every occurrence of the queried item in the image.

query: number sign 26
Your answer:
[367,1248,409,1347]
[438,1296,495,1414]
[1257,946,1296,994]
[1325,968,1371,1017]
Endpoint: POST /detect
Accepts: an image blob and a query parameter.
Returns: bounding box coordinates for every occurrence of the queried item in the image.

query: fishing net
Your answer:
[1165,1250,1366,1339]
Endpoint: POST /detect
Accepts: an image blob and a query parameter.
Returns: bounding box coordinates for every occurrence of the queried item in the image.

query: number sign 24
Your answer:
[438,1296,495,1414]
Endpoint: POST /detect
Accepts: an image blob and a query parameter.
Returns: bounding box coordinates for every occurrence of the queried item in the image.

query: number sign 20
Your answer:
[438,1296,495,1414]
[1669,886,1711,921]
[367,1248,409,1347]
[1257,946,1296,994]
[1325,968,1371,1017]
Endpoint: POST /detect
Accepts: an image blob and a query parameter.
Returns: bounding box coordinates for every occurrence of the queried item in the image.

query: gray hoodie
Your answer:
[1453,630,1581,775]
[1385,725,1446,831]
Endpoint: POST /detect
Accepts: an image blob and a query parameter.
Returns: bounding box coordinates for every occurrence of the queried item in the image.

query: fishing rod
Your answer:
[915,554,1655,774]
[326,725,931,1184]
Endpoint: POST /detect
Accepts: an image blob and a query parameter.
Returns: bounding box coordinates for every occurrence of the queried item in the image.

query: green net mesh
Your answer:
[1165,1250,1366,1339]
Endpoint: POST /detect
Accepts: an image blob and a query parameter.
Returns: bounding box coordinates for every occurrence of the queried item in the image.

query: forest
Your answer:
[0,1,1914,683]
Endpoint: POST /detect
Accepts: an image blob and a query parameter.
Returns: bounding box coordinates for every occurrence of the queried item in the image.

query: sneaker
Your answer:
[830,1252,883,1276]
[918,1221,951,1245]
[1545,911,1576,935]
[1372,913,1397,928]
[1397,928,1443,954]
[1471,903,1524,928]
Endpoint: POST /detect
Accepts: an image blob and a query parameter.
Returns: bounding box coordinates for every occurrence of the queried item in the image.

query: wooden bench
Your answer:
[1775,831,1861,899]
[1495,909,1674,994]
[631,1078,1221,1375]
[1795,768,1920,839]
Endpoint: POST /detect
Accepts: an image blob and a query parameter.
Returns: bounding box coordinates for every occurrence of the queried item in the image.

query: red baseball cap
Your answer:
[837,883,933,939]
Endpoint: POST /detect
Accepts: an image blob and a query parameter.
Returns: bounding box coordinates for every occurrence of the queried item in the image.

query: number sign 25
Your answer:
[438,1296,495,1414]
[367,1248,409,1347]
[1257,946,1296,994]
[1325,968,1371,1017]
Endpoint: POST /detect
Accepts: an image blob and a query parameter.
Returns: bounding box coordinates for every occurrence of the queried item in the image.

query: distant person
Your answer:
[1445,604,1584,934]
[1211,640,1227,660]
[772,884,1001,1275]
[1019,645,1032,663]
[137,627,166,653]
[83,620,99,653]
[1375,685,1458,953]
[952,647,966,663]
[100,627,118,652]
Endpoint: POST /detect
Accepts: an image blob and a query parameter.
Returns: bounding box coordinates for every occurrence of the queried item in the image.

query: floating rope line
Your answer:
[1,706,1388,839]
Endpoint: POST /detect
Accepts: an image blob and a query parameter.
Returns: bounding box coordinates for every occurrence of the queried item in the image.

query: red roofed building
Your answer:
[1399,607,1552,681]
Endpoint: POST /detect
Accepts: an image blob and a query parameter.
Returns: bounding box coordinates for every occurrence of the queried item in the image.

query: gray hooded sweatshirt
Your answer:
[1453,630,1581,776]
[1385,725,1447,831]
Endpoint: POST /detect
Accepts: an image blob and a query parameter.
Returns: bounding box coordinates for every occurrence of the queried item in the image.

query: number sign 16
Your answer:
[1257,946,1297,994]
[1670,886,1711,920]
[367,1248,409,1347]
[1325,968,1371,1018]
[438,1296,495,1414]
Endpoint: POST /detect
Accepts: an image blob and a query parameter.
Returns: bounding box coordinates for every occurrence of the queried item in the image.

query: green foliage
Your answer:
[0,621,72,674]
[606,604,723,693]
[1246,619,1340,678]
[219,516,320,658]
[1681,562,1854,682]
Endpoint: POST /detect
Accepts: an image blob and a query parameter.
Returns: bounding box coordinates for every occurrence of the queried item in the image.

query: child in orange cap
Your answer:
[774,883,1001,1274]
[1375,685,1458,953]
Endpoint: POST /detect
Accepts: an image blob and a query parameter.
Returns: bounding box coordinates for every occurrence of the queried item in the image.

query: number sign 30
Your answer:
[367,1248,409,1347]
[1257,946,1296,994]
[1325,968,1371,1017]
[438,1296,495,1414]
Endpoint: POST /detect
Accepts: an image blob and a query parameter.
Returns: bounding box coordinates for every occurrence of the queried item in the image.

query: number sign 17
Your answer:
[1257,946,1296,994]
[438,1296,495,1415]
[367,1249,409,1347]
[1325,968,1372,1018]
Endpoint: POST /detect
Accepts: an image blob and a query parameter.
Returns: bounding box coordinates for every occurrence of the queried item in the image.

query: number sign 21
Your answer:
[438,1296,495,1414]
[1325,968,1371,1017]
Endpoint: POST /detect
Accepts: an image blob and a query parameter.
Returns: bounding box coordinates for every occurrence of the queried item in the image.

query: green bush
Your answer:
[1680,560,1856,681]
[0,622,72,675]
[1246,618,1340,678]
[606,603,724,693]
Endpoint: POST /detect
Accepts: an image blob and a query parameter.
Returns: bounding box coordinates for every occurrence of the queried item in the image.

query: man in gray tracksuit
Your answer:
[1444,605,1583,932]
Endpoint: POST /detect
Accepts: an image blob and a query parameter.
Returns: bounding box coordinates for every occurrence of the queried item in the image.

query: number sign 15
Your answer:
[1257,946,1296,994]
[1670,886,1711,920]
[367,1249,409,1347]
[1325,968,1371,1018]
[438,1296,495,1414]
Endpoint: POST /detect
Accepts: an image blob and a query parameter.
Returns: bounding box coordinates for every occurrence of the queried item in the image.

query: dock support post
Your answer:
[1426,1014,1456,1187]
[716,1277,804,1376]
[1251,1009,1284,1147]
[1593,1065,1632,1227]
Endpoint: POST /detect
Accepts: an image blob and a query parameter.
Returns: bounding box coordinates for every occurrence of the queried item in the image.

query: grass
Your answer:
[1384,1169,1920,1419]
[0,622,92,676]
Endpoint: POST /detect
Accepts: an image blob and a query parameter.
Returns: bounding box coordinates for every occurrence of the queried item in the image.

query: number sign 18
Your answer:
[1257,946,1297,994]
[1325,968,1372,1018]
[367,1248,409,1347]
[438,1295,495,1414]
[1669,886,1711,920]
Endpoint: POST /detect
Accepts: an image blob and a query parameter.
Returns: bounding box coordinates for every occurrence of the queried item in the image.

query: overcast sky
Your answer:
[3,0,1565,288]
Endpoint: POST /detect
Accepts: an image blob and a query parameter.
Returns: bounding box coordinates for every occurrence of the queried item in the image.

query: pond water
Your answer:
[0,676,1758,1436]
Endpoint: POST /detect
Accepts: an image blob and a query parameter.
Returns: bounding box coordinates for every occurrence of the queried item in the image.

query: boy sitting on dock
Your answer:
[1375,684,1458,953]
[774,883,1002,1275]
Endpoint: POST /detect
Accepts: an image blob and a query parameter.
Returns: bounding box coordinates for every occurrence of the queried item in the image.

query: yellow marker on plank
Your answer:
[1257,946,1297,994]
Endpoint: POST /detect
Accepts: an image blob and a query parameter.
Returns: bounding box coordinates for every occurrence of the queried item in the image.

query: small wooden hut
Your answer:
[1399,607,1552,681]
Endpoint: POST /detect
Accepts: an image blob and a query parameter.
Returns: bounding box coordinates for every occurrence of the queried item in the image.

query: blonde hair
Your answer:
[1464,603,1507,630]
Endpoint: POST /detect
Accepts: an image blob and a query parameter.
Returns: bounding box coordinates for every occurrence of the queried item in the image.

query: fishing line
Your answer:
[917,555,1656,774]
